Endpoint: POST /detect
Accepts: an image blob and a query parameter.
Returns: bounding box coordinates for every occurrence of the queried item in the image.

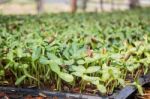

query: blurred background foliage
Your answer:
[0,0,150,14]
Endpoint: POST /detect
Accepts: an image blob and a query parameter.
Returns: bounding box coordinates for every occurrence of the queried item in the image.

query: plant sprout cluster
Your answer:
[0,8,150,95]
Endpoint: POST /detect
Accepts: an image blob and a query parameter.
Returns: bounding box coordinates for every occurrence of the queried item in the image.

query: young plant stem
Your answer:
[57,77,61,91]
[134,68,141,80]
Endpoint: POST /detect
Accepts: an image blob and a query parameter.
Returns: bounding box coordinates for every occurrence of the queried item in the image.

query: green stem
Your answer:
[57,77,61,91]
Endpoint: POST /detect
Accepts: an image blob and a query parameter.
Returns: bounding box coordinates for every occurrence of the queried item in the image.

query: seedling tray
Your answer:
[114,72,150,99]
[0,72,150,99]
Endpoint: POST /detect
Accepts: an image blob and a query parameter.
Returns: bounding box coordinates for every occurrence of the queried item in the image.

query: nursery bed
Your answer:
[0,8,150,99]
[0,72,150,99]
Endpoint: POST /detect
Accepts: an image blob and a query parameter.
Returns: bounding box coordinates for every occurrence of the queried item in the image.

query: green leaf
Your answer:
[84,54,100,64]
[71,65,86,73]
[127,66,135,72]
[93,54,101,60]
[77,59,85,65]
[118,78,125,87]
[32,47,41,61]
[82,75,99,82]
[59,72,74,83]
[97,84,107,94]
[47,52,58,60]
[86,66,100,73]
[101,71,110,81]
[72,72,83,77]
[20,64,28,69]
[127,64,139,73]
[63,49,70,59]
[91,80,99,85]
[15,75,26,85]
[53,58,63,65]
[111,54,122,59]
[7,51,14,61]
[109,67,121,79]
[85,57,95,64]
[50,61,60,74]
[0,70,4,76]
[39,56,49,65]
[16,48,23,58]
[64,59,74,65]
